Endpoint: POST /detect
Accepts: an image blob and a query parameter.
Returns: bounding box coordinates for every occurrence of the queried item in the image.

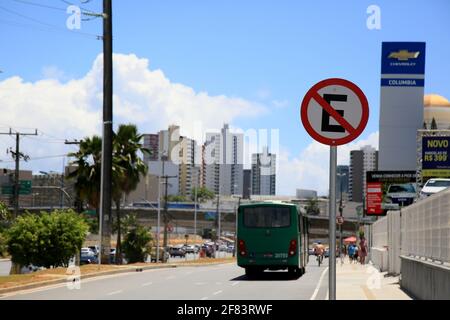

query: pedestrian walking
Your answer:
[347,243,356,263]
[358,236,368,265]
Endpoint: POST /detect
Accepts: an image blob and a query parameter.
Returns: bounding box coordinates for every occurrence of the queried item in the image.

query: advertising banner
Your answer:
[422,136,450,179]
[378,42,426,171]
[366,171,417,215]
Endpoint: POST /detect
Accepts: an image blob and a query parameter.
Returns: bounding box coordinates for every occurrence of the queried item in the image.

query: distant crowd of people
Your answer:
[341,235,368,265]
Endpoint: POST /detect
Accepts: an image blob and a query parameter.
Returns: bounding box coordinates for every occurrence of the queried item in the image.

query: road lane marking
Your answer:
[165,276,176,280]
[195,282,207,286]
[142,282,153,287]
[201,297,208,300]
[107,290,123,296]
[213,290,223,296]
[310,267,329,300]
[231,282,240,287]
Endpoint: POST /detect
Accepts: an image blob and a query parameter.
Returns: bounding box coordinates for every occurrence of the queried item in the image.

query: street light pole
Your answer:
[157,176,161,263]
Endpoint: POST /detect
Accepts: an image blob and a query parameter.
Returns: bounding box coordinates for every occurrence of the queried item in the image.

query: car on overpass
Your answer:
[419,178,450,199]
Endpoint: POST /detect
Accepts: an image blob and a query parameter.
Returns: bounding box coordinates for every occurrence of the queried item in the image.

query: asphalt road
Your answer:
[0,257,329,300]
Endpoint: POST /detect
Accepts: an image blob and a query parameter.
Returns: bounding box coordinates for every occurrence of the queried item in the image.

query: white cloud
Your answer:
[0,53,266,173]
[277,131,379,196]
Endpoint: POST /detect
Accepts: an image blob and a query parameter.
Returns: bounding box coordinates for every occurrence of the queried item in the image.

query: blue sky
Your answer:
[1,0,450,194]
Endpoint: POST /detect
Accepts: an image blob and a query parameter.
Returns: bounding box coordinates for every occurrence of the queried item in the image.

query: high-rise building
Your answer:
[159,125,180,161]
[251,147,276,195]
[202,124,243,196]
[177,136,200,197]
[337,165,349,199]
[349,146,378,202]
[142,134,159,162]
[243,169,251,199]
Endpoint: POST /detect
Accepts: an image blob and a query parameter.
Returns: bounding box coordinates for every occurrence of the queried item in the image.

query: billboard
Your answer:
[378,42,426,171]
[422,136,450,180]
[366,171,417,215]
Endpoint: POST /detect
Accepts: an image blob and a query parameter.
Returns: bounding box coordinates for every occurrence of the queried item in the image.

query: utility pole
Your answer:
[0,129,37,217]
[99,0,113,265]
[161,174,177,262]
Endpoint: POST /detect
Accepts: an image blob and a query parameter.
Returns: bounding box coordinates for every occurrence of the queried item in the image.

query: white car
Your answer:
[419,178,450,199]
[81,247,95,256]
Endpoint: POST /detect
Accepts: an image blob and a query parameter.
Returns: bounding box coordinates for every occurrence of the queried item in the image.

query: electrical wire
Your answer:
[0,154,68,163]
[0,5,102,39]
[9,0,66,12]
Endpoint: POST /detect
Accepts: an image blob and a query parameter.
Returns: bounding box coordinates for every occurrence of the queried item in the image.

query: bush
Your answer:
[122,225,152,263]
[7,209,89,268]
[84,215,99,234]
[0,232,7,257]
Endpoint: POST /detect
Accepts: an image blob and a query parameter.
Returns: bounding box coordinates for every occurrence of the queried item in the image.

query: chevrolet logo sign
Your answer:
[388,50,420,61]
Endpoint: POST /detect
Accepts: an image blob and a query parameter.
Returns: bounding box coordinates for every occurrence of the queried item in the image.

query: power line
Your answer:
[0,154,67,163]
[9,0,66,12]
[0,5,102,39]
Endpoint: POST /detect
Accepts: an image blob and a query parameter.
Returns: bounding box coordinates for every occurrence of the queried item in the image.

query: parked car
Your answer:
[419,178,450,199]
[88,245,100,256]
[308,248,315,256]
[168,246,186,257]
[150,247,169,262]
[324,248,330,258]
[182,245,196,254]
[81,247,95,256]
[226,245,235,253]
[383,183,417,209]
[80,253,98,265]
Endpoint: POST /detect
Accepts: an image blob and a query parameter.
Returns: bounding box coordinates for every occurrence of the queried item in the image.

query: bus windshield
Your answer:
[243,206,291,228]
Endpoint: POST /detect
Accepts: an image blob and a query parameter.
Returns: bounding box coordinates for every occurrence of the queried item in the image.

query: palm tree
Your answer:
[112,124,150,264]
[68,136,103,221]
[68,135,125,264]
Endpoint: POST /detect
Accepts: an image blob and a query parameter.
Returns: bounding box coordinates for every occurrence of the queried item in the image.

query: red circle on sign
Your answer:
[300,78,369,146]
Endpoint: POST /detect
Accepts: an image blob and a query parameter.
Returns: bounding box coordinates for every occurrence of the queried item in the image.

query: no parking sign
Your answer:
[301,78,369,146]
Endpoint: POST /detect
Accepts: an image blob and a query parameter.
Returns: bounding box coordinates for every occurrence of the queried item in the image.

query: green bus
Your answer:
[237,201,309,277]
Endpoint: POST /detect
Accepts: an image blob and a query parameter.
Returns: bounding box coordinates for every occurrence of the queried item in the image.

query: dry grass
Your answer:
[0,257,235,290]
[0,264,124,289]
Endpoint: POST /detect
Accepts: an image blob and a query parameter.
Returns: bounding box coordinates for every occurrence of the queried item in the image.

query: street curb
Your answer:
[0,260,234,295]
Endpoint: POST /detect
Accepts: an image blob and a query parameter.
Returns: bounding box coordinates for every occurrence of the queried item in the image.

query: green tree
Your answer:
[0,201,12,232]
[122,225,152,264]
[67,136,103,222]
[6,210,88,272]
[431,117,438,130]
[112,124,150,264]
[0,201,12,258]
[305,198,320,215]
[167,195,188,202]
[191,187,215,202]
[68,134,125,263]
[0,232,7,258]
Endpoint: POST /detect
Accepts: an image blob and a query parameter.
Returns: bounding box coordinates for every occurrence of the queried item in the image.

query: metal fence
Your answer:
[401,188,450,264]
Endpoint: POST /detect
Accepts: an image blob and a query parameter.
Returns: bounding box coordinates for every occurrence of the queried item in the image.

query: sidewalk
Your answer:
[336,257,411,300]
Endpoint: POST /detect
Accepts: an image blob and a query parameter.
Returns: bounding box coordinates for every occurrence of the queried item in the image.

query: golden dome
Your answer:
[424,94,450,107]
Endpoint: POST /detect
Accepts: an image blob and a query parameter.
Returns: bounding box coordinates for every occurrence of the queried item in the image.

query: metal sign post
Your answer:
[329,146,337,300]
[300,78,369,301]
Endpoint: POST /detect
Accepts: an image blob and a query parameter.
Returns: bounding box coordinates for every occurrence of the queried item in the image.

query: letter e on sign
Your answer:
[300,78,369,146]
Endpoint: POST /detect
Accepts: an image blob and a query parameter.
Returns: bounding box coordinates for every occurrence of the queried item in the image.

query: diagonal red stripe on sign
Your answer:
[311,91,357,135]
